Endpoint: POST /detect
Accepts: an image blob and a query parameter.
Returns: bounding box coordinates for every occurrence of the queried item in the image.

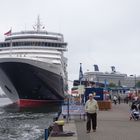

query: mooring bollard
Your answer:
[54,120,65,132]
[45,129,48,140]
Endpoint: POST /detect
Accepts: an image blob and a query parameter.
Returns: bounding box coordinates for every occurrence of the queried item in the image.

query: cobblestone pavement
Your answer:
[75,103,140,140]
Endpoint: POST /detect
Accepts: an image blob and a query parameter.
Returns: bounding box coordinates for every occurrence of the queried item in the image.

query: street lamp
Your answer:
[130,74,136,91]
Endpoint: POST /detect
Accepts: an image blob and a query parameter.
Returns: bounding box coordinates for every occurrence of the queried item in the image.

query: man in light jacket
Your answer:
[85,93,99,133]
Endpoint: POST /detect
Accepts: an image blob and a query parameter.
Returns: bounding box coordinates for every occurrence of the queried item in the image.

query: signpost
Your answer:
[62,105,85,116]
[84,87,104,102]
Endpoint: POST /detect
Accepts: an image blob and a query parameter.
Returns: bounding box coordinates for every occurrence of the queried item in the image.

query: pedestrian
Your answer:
[85,93,99,133]
[126,95,129,104]
[118,96,121,104]
[113,95,117,105]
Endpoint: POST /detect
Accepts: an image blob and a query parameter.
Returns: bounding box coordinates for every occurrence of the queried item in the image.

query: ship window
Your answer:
[19,42,22,46]
[18,42,21,46]
[16,42,18,46]
[0,43,3,47]
[32,42,36,46]
[26,42,29,46]
[13,42,15,46]
[49,43,51,47]
[58,44,61,47]
[59,44,62,47]
[34,42,37,46]
[54,43,57,47]
[5,36,60,41]
[16,42,19,46]
[23,42,26,46]
[6,43,9,47]
[51,43,54,47]
[5,43,8,47]
[22,42,25,46]
[1,41,64,48]
[35,42,37,46]
[36,42,39,46]
[53,43,56,47]
[25,42,27,45]
[41,42,45,46]
[21,42,24,46]
[29,42,31,46]
[52,43,56,47]
[48,43,51,47]
[2,44,4,47]
[17,42,19,46]
[56,43,59,47]
[29,42,32,46]
[45,42,48,46]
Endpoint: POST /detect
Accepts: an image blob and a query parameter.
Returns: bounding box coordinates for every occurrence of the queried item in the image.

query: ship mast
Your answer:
[33,16,45,32]
[37,16,41,32]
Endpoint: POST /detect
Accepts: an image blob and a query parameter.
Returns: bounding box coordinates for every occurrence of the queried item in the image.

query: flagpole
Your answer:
[4,28,12,56]
[10,28,12,57]
[10,38,12,57]
[79,63,83,104]
[80,79,81,104]
[4,28,13,57]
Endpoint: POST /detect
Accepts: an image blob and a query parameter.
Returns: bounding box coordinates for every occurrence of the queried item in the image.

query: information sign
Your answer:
[62,105,85,115]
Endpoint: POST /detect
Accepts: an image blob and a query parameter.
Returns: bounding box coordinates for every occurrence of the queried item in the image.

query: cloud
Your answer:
[0,0,140,89]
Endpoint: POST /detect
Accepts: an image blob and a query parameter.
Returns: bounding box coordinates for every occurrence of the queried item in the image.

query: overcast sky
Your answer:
[0,0,140,88]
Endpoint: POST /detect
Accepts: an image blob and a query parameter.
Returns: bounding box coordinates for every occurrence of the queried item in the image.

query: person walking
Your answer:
[118,96,121,104]
[113,95,117,105]
[85,93,99,133]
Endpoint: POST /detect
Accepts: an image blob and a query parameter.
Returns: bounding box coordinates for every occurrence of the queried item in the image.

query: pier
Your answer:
[48,103,140,140]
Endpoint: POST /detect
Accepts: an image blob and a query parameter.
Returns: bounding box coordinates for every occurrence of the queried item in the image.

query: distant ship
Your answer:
[0,17,68,107]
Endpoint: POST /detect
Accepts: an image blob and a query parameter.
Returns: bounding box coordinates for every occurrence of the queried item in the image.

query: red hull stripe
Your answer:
[16,99,62,107]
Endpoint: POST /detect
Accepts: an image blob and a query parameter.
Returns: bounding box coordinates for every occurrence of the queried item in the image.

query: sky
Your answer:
[0,0,140,89]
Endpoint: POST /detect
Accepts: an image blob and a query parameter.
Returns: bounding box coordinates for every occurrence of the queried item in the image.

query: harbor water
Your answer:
[0,98,61,140]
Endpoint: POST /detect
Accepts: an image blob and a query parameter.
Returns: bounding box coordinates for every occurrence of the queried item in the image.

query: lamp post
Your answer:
[130,74,136,91]
[134,75,136,90]
[79,63,83,104]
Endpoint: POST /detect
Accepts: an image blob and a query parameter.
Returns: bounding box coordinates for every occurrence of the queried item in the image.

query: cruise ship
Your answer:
[74,65,140,89]
[0,17,68,107]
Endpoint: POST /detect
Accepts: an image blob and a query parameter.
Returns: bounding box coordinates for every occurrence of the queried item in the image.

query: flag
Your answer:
[79,63,83,82]
[71,86,78,94]
[94,64,99,71]
[4,29,12,36]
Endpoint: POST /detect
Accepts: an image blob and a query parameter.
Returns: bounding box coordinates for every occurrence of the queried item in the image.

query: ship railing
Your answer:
[0,46,67,52]
[10,31,64,38]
